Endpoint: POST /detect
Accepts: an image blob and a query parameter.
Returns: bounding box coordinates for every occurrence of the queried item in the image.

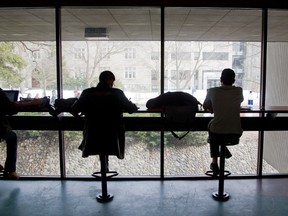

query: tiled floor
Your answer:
[0,178,288,216]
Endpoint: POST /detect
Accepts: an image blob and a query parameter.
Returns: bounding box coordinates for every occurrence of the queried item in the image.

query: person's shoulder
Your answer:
[208,87,219,92]
[82,87,97,93]
[111,88,124,94]
[234,86,243,91]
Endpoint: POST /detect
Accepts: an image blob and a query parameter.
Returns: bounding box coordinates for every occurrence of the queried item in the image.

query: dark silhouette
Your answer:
[203,68,243,176]
[71,71,138,162]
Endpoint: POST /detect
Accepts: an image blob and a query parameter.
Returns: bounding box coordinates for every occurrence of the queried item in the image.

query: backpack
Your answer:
[146,91,202,140]
[50,97,78,116]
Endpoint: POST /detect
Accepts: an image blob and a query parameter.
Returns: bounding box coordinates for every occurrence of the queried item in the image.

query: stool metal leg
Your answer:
[212,143,230,201]
[96,155,113,202]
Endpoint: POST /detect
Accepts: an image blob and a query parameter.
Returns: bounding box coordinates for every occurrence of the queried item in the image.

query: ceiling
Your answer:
[0,7,287,42]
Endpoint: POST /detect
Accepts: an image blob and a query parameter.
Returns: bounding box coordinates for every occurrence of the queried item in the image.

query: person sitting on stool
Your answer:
[203,68,243,176]
[71,71,138,171]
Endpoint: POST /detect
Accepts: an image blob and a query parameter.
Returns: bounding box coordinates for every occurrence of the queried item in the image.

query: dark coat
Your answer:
[71,86,138,159]
[0,88,18,137]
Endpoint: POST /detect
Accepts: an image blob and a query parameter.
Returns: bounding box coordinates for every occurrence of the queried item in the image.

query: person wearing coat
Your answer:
[71,71,138,170]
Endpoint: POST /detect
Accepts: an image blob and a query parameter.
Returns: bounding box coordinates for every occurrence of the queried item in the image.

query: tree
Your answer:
[63,41,130,89]
[15,41,57,95]
[0,42,26,88]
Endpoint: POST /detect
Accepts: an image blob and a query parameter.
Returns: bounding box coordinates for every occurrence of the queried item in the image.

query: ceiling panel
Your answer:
[0,8,287,42]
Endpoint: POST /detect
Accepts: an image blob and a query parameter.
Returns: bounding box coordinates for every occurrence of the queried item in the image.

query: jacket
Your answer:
[71,85,138,158]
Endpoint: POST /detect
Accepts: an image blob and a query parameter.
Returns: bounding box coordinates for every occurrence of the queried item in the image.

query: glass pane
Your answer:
[263,9,288,174]
[164,8,262,176]
[62,7,161,176]
[0,8,58,176]
[65,131,160,176]
[0,8,57,116]
[14,130,60,176]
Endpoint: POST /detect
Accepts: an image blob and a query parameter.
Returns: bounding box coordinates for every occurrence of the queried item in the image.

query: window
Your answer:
[74,48,85,59]
[125,48,136,59]
[151,70,158,80]
[232,42,245,54]
[165,7,262,176]
[171,52,191,60]
[232,55,244,69]
[32,51,41,60]
[99,67,110,72]
[203,52,229,60]
[100,47,110,60]
[151,52,159,60]
[125,67,136,79]
[171,70,190,80]
[194,52,200,60]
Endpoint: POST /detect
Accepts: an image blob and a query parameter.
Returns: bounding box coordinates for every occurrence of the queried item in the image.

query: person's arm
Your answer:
[117,90,138,113]
[70,90,87,116]
[203,89,213,113]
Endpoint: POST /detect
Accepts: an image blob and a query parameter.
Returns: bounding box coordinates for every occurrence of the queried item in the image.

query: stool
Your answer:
[0,165,4,178]
[92,154,118,202]
[209,135,239,201]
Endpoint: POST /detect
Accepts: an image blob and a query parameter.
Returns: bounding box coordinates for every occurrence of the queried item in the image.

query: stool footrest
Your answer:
[92,171,118,179]
[212,191,230,201]
[205,170,231,177]
[96,193,114,202]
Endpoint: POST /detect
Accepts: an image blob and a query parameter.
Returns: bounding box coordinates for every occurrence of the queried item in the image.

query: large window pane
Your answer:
[65,131,160,176]
[264,9,288,174]
[62,7,161,176]
[0,8,58,176]
[164,8,262,176]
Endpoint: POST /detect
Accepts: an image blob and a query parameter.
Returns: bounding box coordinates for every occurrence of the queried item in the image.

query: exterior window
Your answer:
[151,70,158,80]
[74,48,85,59]
[151,52,159,60]
[232,42,245,54]
[32,51,41,60]
[99,67,110,72]
[232,55,244,69]
[171,70,190,80]
[203,52,228,60]
[171,52,191,60]
[194,52,200,60]
[125,67,136,79]
[100,47,110,60]
[125,48,136,59]
[207,79,219,88]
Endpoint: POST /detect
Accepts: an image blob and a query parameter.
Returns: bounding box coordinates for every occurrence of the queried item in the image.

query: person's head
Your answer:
[220,68,235,85]
[99,70,115,88]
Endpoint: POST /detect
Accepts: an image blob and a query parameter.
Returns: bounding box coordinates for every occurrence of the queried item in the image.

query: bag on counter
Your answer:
[146,91,202,140]
[50,97,78,116]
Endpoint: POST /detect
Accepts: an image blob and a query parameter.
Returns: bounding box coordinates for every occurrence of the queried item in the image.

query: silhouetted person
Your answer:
[71,71,138,171]
[0,88,19,179]
[203,68,243,175]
